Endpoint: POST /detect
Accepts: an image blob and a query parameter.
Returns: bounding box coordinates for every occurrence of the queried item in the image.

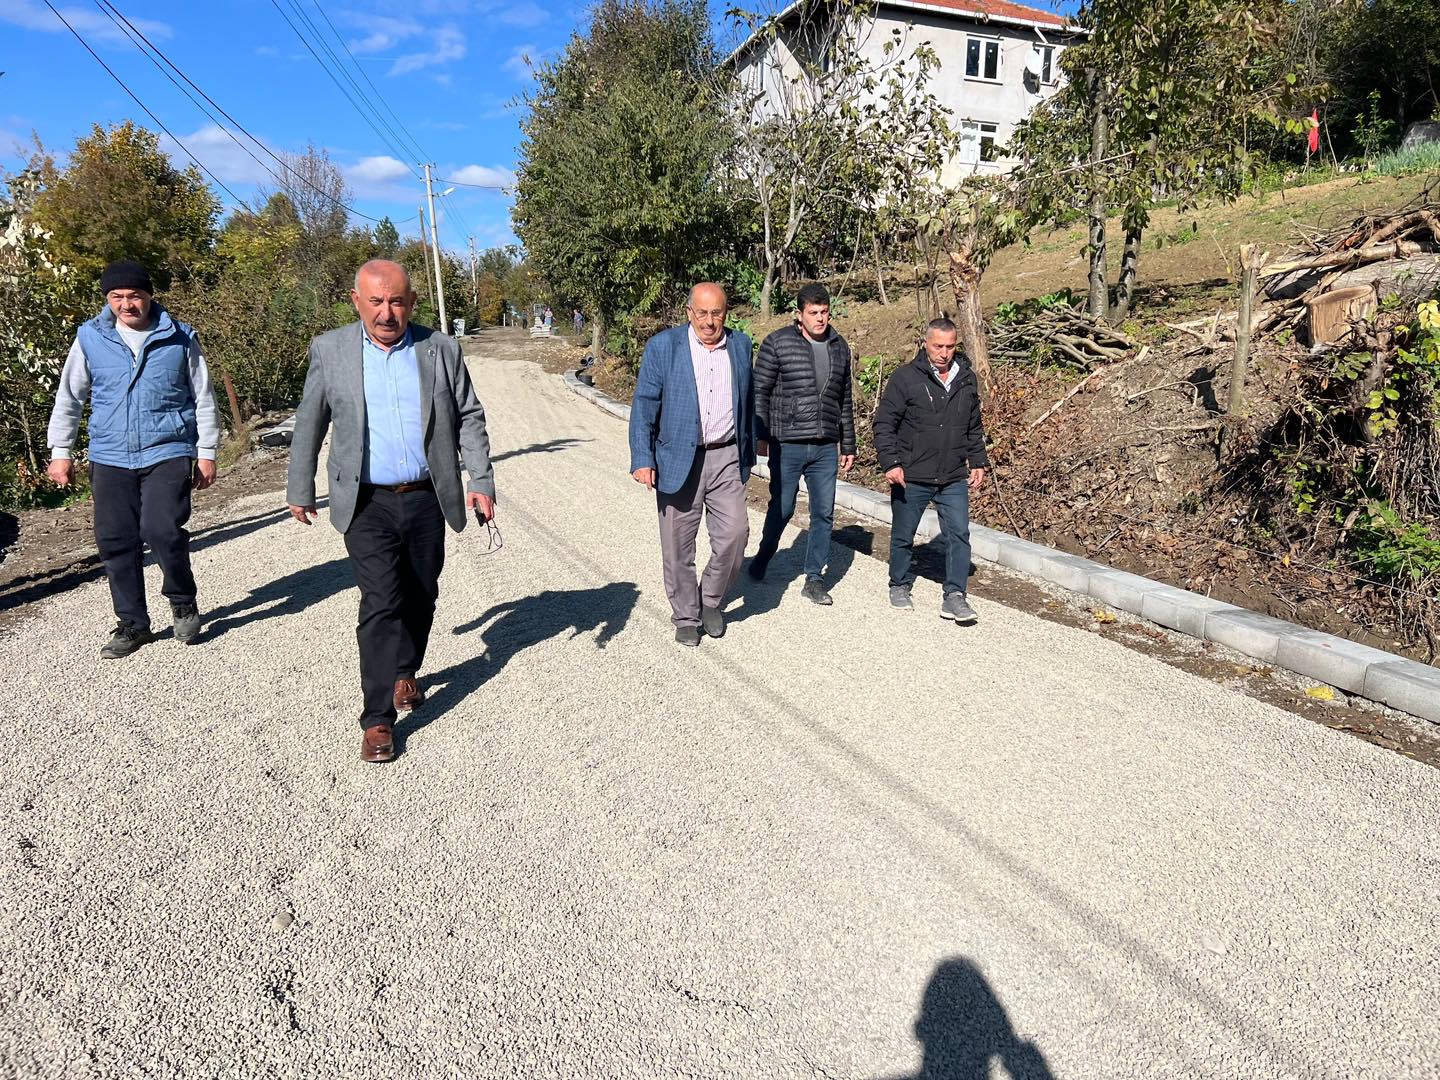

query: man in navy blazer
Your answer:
[628,282,756,646]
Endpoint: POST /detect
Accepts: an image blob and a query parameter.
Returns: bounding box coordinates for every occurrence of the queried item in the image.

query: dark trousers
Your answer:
[755,440,839,580]
[343,486,446,729]
[90,457,196,632]
[889,480,972,596]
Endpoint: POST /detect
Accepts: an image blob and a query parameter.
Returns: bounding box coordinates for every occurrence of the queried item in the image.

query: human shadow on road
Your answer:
[406,582,640,738]
[0,501,325,616]
[195,556,352,642]
[491,437,593,463]
[726,524,864,624]
[882,958,1056,1080]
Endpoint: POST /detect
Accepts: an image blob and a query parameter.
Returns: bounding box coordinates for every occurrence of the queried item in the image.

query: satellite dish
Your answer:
[1023,50,1042,78]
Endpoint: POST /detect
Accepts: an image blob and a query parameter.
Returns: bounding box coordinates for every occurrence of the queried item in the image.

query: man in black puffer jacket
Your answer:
[749,283,857,604]
[873,317,989,624]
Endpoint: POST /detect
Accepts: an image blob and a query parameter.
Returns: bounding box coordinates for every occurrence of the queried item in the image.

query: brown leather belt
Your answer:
[699,437,736,451]
[364,478,433,494]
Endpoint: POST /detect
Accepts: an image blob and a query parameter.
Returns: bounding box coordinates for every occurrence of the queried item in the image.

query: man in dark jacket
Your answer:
[749,283,856,604]
[872,317,988,623]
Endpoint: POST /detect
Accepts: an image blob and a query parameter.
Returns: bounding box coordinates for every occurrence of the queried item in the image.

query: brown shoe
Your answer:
[361,725,396,763]
[393,676,425,712]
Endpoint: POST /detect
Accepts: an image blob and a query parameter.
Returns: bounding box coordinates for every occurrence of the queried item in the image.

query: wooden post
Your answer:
[221,370,246,447]
[1223,244,1267,454]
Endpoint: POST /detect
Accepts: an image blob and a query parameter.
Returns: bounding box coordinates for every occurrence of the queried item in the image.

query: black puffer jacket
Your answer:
[873,350,989,485]
[753,323,856,455]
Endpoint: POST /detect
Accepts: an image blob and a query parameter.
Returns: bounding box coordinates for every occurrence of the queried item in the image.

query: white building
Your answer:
[729,0,1081,183]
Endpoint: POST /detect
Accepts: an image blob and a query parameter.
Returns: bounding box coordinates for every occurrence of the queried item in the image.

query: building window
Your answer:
[1037,44,1055,84]
[958,120,1001,164]
[965,36,1001,81]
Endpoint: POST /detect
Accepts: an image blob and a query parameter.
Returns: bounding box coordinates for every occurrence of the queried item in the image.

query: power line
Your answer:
[40,0,250,209]
[435,176,510,191]
[305,0,432,166]
[268,0,423,177]
[94,0,386,224]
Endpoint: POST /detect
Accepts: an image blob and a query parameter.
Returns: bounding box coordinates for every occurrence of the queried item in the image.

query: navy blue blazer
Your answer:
[628,324,756,495]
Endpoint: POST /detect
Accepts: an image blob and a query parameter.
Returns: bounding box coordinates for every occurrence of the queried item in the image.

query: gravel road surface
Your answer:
[3,346,1438,1079]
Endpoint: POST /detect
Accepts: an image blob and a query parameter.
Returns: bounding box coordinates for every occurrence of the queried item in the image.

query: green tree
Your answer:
[1011,0,1302,322]
[374,216,401,257]
[513,0,731,359]
[0,169,91,502]
[33,121,219,289]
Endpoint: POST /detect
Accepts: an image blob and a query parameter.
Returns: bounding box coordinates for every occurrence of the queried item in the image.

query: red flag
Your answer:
[1308,109,1320,154]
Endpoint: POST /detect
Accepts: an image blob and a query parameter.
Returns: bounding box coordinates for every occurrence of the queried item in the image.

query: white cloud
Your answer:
[347,16,423,54]
[157,124,277,187]
[1,0,172,45]
[389,24,465,76]
[449,164,514,189]
[503,44,539,80]
[495,1,548,29]
[347,155,413,184]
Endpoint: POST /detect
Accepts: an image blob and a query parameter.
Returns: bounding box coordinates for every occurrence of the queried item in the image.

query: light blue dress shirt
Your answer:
[360,328,430,485]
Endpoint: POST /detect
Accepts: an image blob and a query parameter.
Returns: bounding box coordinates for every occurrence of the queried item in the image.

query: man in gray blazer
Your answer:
[287,259,496,763]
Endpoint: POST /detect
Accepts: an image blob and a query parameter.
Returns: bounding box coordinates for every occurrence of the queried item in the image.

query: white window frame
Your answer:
[964,35,1002,83]
[957,120,1001,164]
[1035,44,1057,85]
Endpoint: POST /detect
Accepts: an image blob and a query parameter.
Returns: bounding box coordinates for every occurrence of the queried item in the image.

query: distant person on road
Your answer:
[872,318,988,624]
[46,259,220,659]
[628,282,756,646]
[749,282,856,605]
[543,306,553,329]
[286,259,497,764]
[573,308,584,333]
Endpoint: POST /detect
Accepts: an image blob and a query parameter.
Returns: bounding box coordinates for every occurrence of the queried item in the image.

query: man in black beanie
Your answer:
[46,259,221,658]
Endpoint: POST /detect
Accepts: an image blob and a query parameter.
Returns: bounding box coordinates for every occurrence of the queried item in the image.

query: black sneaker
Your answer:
[100,623,154,660]
[747,555,771,581]
[801,577,833,606]
[171,602,201,644]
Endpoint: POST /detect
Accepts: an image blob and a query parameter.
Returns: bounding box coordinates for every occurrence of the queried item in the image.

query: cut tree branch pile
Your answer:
[991,307,1139,369]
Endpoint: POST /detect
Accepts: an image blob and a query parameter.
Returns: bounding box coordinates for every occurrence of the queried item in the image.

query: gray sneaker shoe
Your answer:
[675,625,702,647]
[941,592,978,625]
[801,577,833,605]
[100,623,154,659]
[889,585,913,609]
[700,606,726,638]
[171,602,201,644]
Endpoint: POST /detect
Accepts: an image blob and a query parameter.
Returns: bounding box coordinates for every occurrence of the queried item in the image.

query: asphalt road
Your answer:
[2,346,1438,1080]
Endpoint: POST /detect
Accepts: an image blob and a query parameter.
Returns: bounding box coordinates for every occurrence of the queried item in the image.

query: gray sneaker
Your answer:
[889,585,913,609]
[941,592,978,625]
[171,602,201,644]
[801,577,833,606]
[100,623,154,659]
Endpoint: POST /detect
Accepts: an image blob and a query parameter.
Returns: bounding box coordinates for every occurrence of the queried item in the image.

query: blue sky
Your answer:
[1,0,1077,256]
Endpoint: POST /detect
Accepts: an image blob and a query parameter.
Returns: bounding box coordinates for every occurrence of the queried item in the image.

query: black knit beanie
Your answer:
[100,259,154,296]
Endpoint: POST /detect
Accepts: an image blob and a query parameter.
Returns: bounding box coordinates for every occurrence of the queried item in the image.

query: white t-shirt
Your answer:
[115,320,152,358]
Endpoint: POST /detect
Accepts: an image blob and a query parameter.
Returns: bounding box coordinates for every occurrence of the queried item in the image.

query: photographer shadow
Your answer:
[728,524,866,624]
[403,582,641,740]
[884,958,1056,1080]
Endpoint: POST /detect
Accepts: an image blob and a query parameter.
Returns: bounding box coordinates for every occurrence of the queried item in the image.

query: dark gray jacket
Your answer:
[753,323,856,455]
[873,350,989,486]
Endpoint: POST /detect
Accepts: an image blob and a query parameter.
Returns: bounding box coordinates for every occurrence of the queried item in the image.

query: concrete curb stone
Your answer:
[562,370,1440,725]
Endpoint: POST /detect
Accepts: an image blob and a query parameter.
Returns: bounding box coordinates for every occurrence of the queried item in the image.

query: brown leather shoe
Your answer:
[393,676,425,712]
[361,725,396,763]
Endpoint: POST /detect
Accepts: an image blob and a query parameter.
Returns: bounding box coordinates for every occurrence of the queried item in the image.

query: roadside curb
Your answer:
[562,370,1440,725]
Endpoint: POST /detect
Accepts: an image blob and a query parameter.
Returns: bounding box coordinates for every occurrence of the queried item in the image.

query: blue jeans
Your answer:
[755,441,838,580]
[889,480,972,596]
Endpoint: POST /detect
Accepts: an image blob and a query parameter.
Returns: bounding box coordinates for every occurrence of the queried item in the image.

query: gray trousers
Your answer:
[656,442,749,628]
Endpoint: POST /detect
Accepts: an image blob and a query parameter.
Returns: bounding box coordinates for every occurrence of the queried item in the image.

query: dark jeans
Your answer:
[344,486,446,729]
[754,440,838,580]
[90,457,196,632]
[889,479,972,596]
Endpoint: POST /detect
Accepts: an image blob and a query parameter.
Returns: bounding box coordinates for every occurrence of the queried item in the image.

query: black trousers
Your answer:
[90,457,196,632]
[344,485,446,729]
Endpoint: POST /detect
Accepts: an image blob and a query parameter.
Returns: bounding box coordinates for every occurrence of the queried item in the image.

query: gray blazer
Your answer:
[286,322,495,534]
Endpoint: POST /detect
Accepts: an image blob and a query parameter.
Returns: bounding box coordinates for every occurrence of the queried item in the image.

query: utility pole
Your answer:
[468,235,479,320]
[417,206,436,312]
[423,163,448,334]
